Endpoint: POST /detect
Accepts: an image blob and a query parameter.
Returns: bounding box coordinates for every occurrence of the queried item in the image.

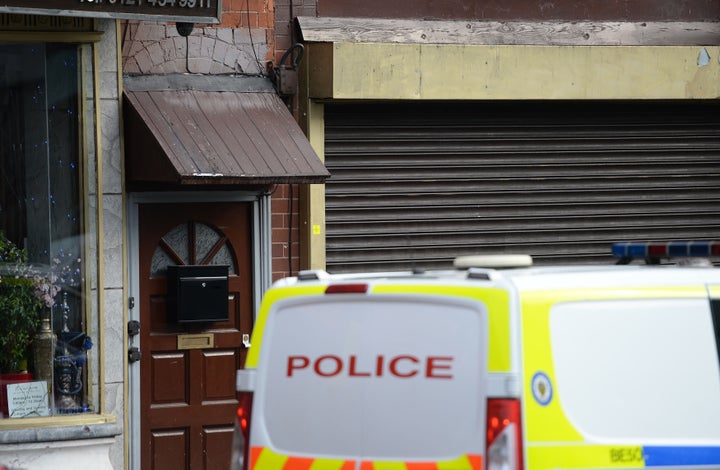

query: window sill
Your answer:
[0,414,119,444]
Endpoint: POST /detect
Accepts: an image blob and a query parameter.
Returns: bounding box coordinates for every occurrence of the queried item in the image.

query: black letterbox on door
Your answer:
[167,265,229,323]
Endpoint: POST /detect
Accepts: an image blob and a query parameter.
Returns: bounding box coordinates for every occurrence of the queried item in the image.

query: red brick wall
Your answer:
[270,184,301,281]
[273,0,316,64]
[220,0,275,63]
[223,0,274,28]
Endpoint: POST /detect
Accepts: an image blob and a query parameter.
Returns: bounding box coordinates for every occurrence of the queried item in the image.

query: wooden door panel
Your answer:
[139,202,253,470]
[151,353,187,404]
[203,350,237,400]
[152,430,188,469]
[204,427,235,469]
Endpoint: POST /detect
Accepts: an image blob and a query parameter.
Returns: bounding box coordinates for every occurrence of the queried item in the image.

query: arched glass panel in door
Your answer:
[150,221,237,277]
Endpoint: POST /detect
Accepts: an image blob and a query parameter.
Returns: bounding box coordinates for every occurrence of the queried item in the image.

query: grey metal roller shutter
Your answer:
[324,101,720,273]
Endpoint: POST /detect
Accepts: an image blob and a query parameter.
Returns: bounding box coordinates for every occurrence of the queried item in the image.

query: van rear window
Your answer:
[256,295,489,460]
[550,299,720,441]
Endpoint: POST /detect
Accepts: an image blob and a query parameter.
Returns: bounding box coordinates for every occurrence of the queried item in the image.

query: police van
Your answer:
[233,242,720,470]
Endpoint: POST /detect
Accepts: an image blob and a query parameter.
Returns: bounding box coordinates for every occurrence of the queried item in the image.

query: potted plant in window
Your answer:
[0,231,48,416]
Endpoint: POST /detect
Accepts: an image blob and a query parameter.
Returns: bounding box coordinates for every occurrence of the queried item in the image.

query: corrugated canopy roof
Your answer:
[123,74,329,186]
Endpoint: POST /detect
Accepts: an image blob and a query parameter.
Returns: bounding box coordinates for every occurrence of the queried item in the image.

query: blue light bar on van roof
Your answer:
[612,241,720,258]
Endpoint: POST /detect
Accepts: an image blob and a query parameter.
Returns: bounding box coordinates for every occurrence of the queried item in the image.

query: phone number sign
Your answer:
[0,0,221,23]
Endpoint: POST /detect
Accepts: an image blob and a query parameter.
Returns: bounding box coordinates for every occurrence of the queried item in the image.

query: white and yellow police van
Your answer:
[233,242,720,470]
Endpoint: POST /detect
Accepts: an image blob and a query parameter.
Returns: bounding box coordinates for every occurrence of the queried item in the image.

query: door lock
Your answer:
[242,334,251,348]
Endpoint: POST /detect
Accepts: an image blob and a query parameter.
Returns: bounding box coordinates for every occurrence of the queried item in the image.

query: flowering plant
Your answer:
[32,269,60,309]
[0,231,58,373]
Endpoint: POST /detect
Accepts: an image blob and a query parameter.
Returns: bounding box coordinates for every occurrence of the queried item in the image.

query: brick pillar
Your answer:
[271,184,301,281]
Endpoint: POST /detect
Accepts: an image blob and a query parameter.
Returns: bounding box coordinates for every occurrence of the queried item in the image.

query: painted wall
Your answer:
[308,43,720,100]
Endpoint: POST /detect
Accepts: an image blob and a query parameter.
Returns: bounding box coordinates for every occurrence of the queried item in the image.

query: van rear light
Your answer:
[486,398,523,470]
[325,283,369,294]
[231,391,254,470]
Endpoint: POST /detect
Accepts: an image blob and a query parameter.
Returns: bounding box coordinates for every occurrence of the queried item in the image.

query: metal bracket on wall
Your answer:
[270,43,304,96]
[128,320,140,337]
[128,346,142,363]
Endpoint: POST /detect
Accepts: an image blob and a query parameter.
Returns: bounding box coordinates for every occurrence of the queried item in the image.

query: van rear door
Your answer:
[251,290,489,468]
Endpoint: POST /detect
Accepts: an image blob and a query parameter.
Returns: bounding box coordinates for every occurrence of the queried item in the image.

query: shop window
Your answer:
[0,43,98,419]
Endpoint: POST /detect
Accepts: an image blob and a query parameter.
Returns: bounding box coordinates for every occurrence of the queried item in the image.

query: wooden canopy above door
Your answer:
[122,74,329,188]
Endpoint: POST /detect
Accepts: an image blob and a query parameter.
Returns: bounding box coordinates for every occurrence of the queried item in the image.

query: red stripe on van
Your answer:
[250,448,480,470]
[284,456,315,470]
[360,461,375,470]
[250,446,263,470]
[405,461,438,470]
[467,454,483,470]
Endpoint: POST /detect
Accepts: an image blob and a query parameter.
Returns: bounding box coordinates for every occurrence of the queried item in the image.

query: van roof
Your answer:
[282,263,720,292]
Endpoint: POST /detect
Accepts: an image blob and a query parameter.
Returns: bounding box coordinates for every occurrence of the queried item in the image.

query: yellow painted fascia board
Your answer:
[307,42,336,100]
[309,43,720,100]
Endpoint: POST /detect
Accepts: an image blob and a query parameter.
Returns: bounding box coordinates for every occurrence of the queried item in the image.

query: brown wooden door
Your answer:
[138,202,254,470]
